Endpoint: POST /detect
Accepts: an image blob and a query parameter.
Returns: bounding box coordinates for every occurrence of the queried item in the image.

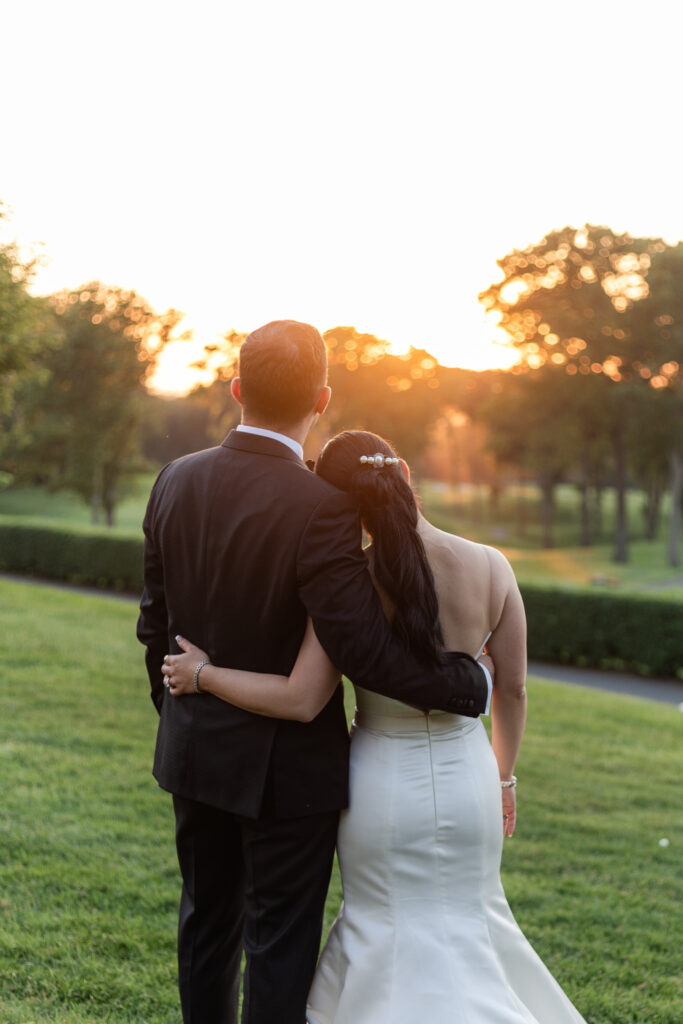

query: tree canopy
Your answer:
[7,283,185,524]
[479,225,681,563]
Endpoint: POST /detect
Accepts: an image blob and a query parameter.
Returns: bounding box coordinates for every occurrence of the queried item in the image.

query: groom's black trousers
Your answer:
[173,794,339,1024]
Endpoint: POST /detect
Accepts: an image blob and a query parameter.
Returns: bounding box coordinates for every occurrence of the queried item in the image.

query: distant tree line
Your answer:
[0,206,680,564]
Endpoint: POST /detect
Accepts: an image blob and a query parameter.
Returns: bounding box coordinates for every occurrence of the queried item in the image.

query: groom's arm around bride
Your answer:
[296,483,488,713]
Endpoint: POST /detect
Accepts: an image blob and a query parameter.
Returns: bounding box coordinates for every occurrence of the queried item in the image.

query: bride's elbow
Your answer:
[494,678,527,702]
[291,690,339,723]
[288,673,341,723]
[293,698,327,723]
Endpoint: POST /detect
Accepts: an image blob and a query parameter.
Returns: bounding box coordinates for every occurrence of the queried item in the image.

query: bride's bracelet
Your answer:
[500,776,517,788]
[193,659,210,694]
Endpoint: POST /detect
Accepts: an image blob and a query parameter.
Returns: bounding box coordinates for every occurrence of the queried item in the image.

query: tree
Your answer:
[473,367,581,548]
[629,244,683,565]
[628,387,671,540]
[479,225,664,562]
[0,207,39,383]
[567,373,612,546]
[0,206,58,466]
[174,329,245,450]
[11,283,185,524]
[139,392,215,465]
[318,327,443,468]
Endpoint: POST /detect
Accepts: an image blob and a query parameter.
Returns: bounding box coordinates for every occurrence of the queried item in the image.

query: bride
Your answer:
[162,429,586,1023]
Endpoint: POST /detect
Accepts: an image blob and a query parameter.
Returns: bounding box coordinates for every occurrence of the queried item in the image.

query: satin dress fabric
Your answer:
[306,685,587,1024]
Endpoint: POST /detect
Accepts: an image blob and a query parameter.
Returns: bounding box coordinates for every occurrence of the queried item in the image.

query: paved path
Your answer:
[527,661,683,707]
[3,573,683,707]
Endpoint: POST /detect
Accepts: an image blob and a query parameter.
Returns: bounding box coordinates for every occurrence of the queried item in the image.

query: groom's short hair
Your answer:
[239,320,328,425]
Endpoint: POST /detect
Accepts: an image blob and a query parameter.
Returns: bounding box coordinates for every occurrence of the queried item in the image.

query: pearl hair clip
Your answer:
[359,453,400,467]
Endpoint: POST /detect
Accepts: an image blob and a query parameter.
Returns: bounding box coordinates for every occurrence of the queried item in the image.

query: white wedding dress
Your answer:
[306,680,587,1024]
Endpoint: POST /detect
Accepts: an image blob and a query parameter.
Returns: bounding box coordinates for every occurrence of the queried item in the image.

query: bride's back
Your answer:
[367,517,512,659]
[419,520,510,657]
[358,520,512,717]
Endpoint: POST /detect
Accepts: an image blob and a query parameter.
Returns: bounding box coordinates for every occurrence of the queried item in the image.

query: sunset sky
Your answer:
[3,1,683,393]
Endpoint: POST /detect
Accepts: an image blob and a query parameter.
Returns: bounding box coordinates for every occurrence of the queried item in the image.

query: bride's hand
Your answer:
[502,786,516,838]
[162,636,209,696]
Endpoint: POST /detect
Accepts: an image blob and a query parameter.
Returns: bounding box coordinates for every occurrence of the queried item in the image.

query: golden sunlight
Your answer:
[147,340,215,396]
[147,315,520,397]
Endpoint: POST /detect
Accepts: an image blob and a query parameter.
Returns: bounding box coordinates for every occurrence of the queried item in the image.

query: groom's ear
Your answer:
[315,386,332,416]
[231,378,243,405]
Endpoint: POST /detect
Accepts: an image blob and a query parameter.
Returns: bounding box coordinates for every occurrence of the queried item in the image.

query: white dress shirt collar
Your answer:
[236,424,304,461]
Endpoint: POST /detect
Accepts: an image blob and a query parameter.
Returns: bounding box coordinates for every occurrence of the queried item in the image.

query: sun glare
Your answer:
[147,340,215,396]
[147,311,520,397]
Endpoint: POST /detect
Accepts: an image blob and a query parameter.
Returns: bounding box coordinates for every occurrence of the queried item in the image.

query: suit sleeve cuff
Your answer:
[479,663,493,715]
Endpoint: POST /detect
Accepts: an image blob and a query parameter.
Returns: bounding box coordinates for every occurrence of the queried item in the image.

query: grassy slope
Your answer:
[0,580,681,1023]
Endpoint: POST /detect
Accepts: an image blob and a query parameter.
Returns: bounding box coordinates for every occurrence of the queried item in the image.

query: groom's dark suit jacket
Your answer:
[137,429,487,819]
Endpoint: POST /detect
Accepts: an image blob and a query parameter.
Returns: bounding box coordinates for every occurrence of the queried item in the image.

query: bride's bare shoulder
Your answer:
[422,522,516,585]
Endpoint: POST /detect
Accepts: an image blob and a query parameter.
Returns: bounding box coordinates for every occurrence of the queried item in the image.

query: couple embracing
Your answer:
[137,320,586,1023]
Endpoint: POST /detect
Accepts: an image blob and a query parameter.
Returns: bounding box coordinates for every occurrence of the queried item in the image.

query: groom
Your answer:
[137,320,492,1024]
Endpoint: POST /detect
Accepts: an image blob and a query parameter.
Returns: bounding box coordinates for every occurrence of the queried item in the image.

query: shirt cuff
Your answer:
[479,663,493,715]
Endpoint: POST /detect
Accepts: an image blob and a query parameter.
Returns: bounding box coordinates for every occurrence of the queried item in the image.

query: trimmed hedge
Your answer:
[520,584,683,680]
[0,518,144,593]
[0,518,681,679]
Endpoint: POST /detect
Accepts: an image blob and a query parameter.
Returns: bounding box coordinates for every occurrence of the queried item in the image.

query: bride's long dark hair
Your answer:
[315,430,444,666]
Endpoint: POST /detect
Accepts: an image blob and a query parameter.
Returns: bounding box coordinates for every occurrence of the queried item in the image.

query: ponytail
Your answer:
[316,431,444,665]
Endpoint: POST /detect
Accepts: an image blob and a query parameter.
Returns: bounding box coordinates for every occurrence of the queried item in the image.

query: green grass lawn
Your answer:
[0,475,156,536]
[495,539,683,598]
[0,579,681,1022]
